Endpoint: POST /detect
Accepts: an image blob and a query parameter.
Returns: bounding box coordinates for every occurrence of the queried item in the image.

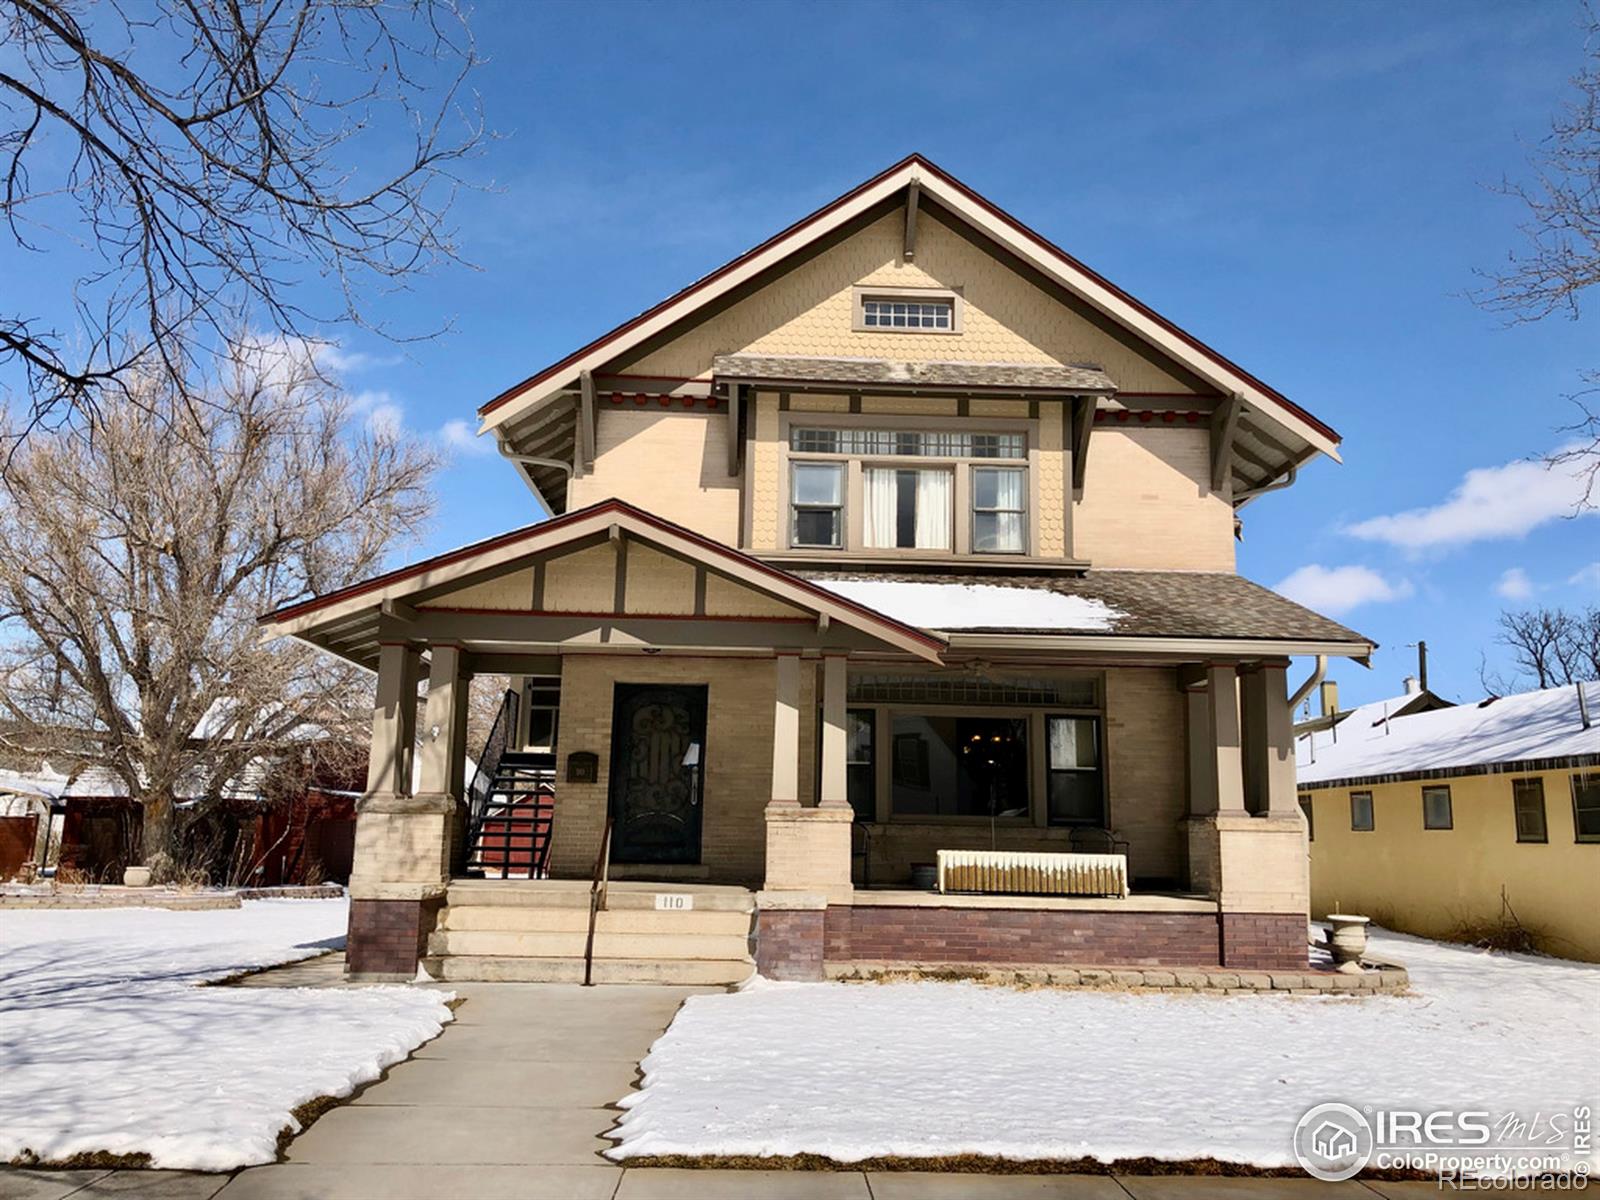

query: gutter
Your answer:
[498,444,573,514]
[1288,654,1327,712]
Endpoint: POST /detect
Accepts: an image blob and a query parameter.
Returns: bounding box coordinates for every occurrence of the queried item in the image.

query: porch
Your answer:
[254,501,1363,981]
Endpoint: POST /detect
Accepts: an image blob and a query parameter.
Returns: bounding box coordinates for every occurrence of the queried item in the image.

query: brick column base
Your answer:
[1219,912,1307,970]
[348,897,442,979]
[755,907,826,981]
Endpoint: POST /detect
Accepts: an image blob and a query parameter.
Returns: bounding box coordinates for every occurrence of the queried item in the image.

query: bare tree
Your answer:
[0,0,480,440]
[0,338,436,874]
[1480,7,1600,507]
[1493,604,1600,690]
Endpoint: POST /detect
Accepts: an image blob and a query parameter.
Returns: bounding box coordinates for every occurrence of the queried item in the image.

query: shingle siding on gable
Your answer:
[610,211,1205,394]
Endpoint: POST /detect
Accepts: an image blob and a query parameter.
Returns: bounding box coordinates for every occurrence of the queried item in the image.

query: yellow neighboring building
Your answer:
[1297,681,1600,962]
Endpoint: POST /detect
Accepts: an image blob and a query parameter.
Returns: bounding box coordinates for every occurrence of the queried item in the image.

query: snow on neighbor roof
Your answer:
[1296,682,1600,786]
[813,579,1123,633]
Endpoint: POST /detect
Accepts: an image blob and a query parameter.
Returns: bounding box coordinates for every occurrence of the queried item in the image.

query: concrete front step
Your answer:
[445,879,755,913]
[424,954,755,985]
[427,928,753,960]
[442,905,753,936]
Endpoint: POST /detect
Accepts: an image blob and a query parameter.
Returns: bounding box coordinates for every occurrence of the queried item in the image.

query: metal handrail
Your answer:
[465,688,520,856]
[582,816,615,987]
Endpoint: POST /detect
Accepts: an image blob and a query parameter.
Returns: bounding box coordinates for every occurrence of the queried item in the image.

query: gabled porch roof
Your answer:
[258,500,947,670]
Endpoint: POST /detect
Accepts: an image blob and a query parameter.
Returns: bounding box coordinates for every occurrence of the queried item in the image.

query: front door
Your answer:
[608,684,707,864]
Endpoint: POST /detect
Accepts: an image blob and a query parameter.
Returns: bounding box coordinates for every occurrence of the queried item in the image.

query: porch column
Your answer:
[1184,685,1217,819]
[1241,664,1299,817]
[817,654,849,810]
[769,652,801,808]
[348,640,450,981]
[417,644,468,798]
[1205,664,1247,814]
[366,642,421,796]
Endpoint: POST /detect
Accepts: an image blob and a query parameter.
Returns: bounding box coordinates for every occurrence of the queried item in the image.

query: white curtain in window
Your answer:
[990,466,1024,511]
[914,469,952,549]
[863,468,898,548]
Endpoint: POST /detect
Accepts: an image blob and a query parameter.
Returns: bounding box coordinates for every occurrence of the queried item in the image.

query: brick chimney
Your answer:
[1319,680,1340,717]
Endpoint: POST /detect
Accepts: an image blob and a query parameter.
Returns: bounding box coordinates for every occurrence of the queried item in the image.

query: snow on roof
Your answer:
[1296,682,1600,786]
[813,579,1123,634]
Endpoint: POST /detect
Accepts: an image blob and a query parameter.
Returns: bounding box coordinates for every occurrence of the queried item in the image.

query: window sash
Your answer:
[862,298,954,330]
[790,427,1025,460]
[790,463,843,548]
[972,465,1027,554]
[1573,772,1600,844]
[1422,785,1453,830]
[1350,791,1374,831]
[1045,714,1103,826]
[1513,778,1547,843]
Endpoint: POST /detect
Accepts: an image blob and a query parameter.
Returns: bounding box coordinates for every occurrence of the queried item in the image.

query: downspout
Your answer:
[497,443,573,514]
[1288,654,1327,715]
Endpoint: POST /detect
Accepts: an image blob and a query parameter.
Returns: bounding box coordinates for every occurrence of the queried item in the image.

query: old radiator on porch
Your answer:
[935,849,1129,898]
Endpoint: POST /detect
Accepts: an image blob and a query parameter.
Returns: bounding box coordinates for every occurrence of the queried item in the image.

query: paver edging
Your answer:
[823,958,1409,994]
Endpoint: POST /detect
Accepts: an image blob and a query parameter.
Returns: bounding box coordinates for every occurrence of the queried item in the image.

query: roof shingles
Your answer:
[713,353,1117,394]
[791,568,1373,645]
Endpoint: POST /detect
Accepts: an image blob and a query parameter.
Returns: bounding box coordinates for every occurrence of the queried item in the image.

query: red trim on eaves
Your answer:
[257,498,947,655]
[478,154,1339,445]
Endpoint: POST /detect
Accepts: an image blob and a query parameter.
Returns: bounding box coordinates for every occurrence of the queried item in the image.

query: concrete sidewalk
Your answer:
[0,978,1574,1199]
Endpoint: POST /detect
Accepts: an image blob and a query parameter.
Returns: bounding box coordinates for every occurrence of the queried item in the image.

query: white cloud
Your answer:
[1274,564,1414,616]
[1343,444,1597,552]
[1570,563,1600,588]
[348,389,405,438]
[439,419,493,457]
[1494,567,1535,600]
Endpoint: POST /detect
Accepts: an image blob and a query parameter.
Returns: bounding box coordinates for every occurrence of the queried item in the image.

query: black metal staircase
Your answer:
[465,691,557,879]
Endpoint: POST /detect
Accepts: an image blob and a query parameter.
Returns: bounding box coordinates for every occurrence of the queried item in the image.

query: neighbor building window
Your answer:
[863,466,952,550]
[860,295,954,331]
[1045,715,1102,826]
[1572,772,1600,844]
[1350,790,1374,831]
[972,466,1026,553]
[889,714,1029,819]
[846,708,876,823]
[790,462,843,547]
[1422,785,1453,830]
[1512,777,1547,844]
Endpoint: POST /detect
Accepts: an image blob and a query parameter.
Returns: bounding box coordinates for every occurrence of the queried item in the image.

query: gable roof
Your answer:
[258,499,946,666]
[1296,683,1600,787]
[479,155,1340,465]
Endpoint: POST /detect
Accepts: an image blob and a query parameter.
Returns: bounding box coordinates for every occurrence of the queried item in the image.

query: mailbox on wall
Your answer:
[566,752,598,784]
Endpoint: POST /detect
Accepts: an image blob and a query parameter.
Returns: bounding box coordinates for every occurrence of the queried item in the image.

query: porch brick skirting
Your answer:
[755,904,1309,980]
[347,897,442,978]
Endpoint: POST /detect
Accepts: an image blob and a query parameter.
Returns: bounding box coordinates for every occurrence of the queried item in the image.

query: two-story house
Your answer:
[261,156,1373,983]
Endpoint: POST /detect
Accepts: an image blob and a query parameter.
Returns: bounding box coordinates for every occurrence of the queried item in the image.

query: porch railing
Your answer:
[582,816,615,987]
[465,688,519,856]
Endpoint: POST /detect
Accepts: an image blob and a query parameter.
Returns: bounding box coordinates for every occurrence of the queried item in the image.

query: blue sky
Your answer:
[11,0,1600,709]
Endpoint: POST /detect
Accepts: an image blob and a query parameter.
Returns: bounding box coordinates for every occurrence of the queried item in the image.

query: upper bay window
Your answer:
[785,423,1031,557]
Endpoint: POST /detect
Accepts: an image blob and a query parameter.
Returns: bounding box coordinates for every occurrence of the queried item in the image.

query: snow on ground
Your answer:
[0,898,452,1171]
[609,928,1600,1168]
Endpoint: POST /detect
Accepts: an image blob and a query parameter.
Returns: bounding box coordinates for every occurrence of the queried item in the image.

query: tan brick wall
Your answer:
[568,408,741,543]
[1105,667,1187,882]
[547,654,785,885]
[419,568,534,611]
[1074,427,1236,570]
[542,544,615,612]
[623,545,696,615]
[611,211,1202,394]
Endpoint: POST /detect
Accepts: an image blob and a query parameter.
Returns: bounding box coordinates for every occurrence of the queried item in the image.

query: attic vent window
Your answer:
[853,288,961,333]
[864,297,952,329]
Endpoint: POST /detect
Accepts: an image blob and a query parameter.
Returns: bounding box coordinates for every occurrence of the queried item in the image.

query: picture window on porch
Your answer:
[790,462,844,548]
[1045,714,1103,826]
[1572,772,1600,843]
[846,707,876,823]
[889,714,1029,819]
[1512,777,1547,843]
[864,467,952,550]
[1350,790,1374,831]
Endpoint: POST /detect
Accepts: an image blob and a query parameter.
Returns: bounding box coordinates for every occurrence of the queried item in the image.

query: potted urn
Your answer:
[122,864,153,888]
[1325,913,1370,966]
